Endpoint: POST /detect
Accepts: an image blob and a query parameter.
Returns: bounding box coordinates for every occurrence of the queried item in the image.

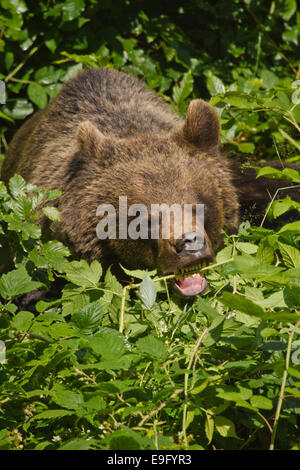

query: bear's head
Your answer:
[75,100,239,296]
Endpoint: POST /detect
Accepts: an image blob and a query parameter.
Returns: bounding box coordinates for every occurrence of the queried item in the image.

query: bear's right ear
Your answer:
[77,121,105,158]
[182,99,220,150]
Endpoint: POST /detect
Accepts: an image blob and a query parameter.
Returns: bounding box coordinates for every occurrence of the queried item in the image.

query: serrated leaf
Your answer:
[256,240,274,264]
[207,72,225,96]
[231,254,283,279]
[8,174,26,199]
[11,311,34,331]
[278,221,300,233]
[278,242,300,268]
[42,206,62,222]
[120,265,157,280]
[71,301,104,335]
[224,92,257,109]
[137,335,167,361]
[63,259,102,287]
[283,285,300,307]
[0,266,42,300]
[139,273,157,309]
[172,71,193,105]
[88,328,128,360]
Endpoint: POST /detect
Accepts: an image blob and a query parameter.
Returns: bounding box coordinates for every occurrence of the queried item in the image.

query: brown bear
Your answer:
[1,68,298,296]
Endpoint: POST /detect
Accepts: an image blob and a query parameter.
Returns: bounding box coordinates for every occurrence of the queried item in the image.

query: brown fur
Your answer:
[1,68,246,277]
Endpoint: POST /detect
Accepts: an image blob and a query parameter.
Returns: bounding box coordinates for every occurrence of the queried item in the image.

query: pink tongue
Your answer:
[176,274,207,296]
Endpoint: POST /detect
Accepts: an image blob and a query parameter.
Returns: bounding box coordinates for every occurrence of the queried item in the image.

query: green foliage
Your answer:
[1,0,300,160]
[0,0,300,452]
[0,174,299,450]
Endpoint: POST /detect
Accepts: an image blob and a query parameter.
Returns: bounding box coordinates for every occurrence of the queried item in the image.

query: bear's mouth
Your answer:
[173,260,208,297]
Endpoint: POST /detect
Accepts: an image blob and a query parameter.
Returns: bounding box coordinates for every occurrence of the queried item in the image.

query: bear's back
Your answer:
[2,68,181,183]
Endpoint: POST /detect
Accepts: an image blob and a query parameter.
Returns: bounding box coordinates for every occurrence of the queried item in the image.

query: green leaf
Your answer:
[88,328,128,360]
[0,266,42,300]
[271,198,298,219]
[256,240,274,264]
[221,292,300,322]
[237,142,255,154]
[27,83,48,109]
[42,206,62,222]
[71,301,104,335]
[63,260,102,287]
[50,383,83,410]
[231,255,283,279]
[221,292,265,317]
[215,416,240,438]
[283,285,300,307]
[278,221,300,233]
[137,335,167,361]
[250,395,273,410]
[223,92,257,109]
[0,110,14,122]
[11,311,34,331]
[4,51,14,71]
[139,273,157,309]
[276,0,297,21]
[206,72,225,96]
[108,429,149,450]
[216,388,255,410]
[8,174,26,199]
[196,297,219,320]
[62,0,85,22]
[236,242,258,254]
[30,410,74,421]
[172,71,193,105]
[261,70,279,90]
[202,316,225,347]
[204,411,214,444]
[59,438,95,450]
[120,265,157,280]
[22,222,41,240]
[278,242,300,268]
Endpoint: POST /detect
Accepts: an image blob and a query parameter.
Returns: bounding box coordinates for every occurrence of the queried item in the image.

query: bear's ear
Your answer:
[77,121,105,158]
[183,99,220,150]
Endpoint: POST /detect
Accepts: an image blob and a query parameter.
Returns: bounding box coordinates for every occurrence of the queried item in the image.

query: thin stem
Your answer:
[269,320,300,450]
[5,46,39,83]
[260,185,300,227]
[245,5,298,76]
[182,327,209,447]
[119,285,128,333]
[118,258,234,333]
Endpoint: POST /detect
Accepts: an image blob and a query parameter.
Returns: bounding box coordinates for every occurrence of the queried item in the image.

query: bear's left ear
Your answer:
[182,99,220,150]
[77,121,105,158]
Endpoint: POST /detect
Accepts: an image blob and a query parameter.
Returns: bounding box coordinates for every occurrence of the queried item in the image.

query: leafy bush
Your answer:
[0,172,300,450]
[0,0,300,451]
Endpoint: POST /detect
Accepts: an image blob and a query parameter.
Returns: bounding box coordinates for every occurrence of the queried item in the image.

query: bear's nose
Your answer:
[175,231,207,254]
